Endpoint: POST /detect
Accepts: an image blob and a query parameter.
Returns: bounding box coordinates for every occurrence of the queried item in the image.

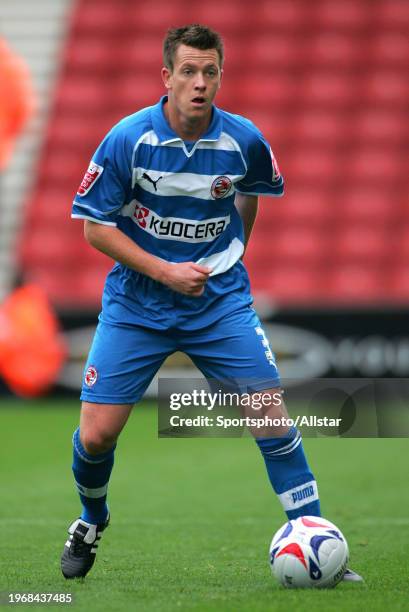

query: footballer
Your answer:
[61,24,361,583]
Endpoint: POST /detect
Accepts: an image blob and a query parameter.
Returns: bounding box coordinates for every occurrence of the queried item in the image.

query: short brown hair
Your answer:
[163,24,224,71]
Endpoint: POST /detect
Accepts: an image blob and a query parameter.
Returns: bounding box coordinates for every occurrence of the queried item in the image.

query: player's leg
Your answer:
[220,315,362,582]
[62,320,175,579]
[72,401,133,526]
[181,305,321,520]
[62,401,132,579]
[247,389,321,520]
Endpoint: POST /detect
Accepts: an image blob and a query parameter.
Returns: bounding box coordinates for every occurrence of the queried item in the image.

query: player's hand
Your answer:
[160,262,212,296]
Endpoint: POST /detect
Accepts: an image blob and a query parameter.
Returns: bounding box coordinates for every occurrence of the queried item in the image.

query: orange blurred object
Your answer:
[0,285,66,397]
[0,37,35,170]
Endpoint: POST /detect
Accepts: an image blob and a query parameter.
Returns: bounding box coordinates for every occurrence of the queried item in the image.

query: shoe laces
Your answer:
[71,529,100,556]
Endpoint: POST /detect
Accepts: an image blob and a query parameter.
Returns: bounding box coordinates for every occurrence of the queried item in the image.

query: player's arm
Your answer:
[234,193,258,252]
[84,220,211,297]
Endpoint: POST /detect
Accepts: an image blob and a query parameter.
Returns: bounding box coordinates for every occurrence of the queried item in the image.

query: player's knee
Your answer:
[80,429,117,455]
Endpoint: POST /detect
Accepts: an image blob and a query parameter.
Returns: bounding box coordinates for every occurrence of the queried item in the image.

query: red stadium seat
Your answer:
[239,75,297,107]
[307,33,364,68]
[392,226,409,260]
[285,147,339,184]
[363,71,409,107]
[23,189,75,226]
[324,265,384,304]
[387,265,409,303]
[352,110,406,145]
[254,0,311,31]
[301,72,358,108]
[292,111,349,145]
[126,2,201,32]
[188,2,247,33]
[240,110,290,147]
[371,32,409,67]
[376,0,409,27]
[70,1,125,35]
[21,230,69,267]
[25,228,111,276]
[345,148,404,184]
[251,266,324,305]
[46,116,108,152]
[71,266,110,305]
[276,188,334,224]
[246,35,303,69]
[338,188,395,225]
[37,150,88,187]
[121,38,164,70]
[54,77,109,114]
[268,227,328,264]
[332,227,388,262]
[115,76,163,113]
[64,37,118,73]
[25,266,107,309]
[312,0,370,29]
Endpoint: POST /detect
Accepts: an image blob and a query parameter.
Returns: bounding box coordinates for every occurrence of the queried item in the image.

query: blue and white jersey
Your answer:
[71,96,284,329]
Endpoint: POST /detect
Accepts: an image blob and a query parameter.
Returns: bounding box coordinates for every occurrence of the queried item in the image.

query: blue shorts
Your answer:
[80,305,281,404]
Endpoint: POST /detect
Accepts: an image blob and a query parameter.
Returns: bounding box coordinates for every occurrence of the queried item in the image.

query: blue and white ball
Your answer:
[269,516,349,588]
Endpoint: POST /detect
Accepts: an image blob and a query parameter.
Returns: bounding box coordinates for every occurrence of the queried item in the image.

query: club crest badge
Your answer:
[211,175,233,199]
[84,365,98,387]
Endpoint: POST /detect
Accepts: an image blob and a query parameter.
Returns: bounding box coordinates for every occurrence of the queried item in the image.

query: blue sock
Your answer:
[72,427,115,524]
[256,427,321,520]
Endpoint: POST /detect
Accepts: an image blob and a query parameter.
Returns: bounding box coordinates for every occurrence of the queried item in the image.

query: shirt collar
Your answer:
[151,95,222,144]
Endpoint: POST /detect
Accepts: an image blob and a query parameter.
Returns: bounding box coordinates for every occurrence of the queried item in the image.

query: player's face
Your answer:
[162,44,222,123]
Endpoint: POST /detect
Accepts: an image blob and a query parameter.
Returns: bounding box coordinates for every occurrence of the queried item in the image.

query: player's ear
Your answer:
[161,66,172,90]
[218,68,223,89]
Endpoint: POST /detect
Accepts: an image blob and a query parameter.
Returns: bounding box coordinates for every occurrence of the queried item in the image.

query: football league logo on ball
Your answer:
[211,176,232,199]
[85,366,98,387]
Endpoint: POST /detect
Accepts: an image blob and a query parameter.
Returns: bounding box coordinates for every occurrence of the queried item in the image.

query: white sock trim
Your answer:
[75,482,108,498]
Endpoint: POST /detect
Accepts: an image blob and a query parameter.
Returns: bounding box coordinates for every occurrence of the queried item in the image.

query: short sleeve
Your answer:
[71,126,132,226]
[235,129,284,197]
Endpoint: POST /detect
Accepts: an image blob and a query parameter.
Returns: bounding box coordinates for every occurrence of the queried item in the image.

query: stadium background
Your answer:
[2,0,409,395]
[1,1,409,610]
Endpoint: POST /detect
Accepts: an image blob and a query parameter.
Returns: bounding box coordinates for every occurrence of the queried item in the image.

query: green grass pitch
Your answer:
[1,399,408,611]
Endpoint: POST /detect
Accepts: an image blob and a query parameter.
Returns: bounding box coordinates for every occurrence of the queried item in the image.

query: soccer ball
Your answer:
[269,516,349,588]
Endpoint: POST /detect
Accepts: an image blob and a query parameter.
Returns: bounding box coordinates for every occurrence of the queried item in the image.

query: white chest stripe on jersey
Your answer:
[196,237,244,276]
[120,200,231,243]
[152,236,244,277]
[132,167,243,200]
